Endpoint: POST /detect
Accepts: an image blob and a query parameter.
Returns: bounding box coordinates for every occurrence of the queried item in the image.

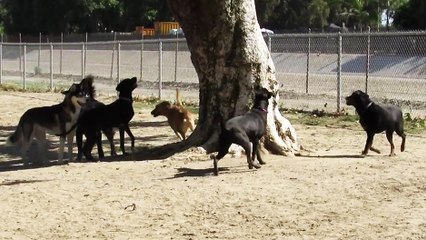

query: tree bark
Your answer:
[144,0,300,158]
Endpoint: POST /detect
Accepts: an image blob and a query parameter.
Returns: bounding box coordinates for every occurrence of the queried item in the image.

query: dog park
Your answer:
[0,29,424,239]
[0,79,425,238]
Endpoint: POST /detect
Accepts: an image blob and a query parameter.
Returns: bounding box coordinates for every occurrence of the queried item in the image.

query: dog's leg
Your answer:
[34,129,48,165]
[119,128,128,155]
[20,126,35,167]
[386,130,396,156]
[96,131,104,158]
[67,131,75,162]
[233,133,261,170]
[123,125,135,152]
[103,128,117,156]
[20,140,32,167]
[396,128,406,152]
[210,139,232,176]
[253,141,265,165]
[58,136,66,164]
[82,132,96,161]
[362,132,375,155]
[76,127,84,160]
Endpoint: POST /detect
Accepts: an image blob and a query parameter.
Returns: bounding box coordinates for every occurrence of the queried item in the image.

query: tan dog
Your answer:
[151,89,196,140]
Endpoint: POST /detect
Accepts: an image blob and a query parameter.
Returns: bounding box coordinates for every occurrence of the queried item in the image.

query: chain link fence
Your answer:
[0,31,425,116]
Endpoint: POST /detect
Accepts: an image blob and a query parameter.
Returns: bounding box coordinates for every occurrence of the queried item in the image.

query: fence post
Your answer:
[306,28,311,94]
[140,33,144,82]
[0,41,3,85]
[50,43,54,91]
[158,40,163,100]
[84,33,88,77]
[60,32,63,75]
[81,43,85,79]
[365,26,371,94]
[117,41,121,83]
[174,34,178,82]
[19,33,22,74]
[267,34,272,52]
[38,32,41,69]
[23,44,26,90]
[110,32,116,79]
[337,32,342,113]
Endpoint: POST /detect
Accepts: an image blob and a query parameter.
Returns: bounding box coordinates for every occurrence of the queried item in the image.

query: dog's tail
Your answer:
[6,124,24,146]
[176,88,182,106]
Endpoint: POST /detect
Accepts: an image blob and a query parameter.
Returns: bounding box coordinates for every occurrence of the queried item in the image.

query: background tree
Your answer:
[0,0,420,34]
[307,0,330,30]
[382,0,409,31]
[0,0,172,34]
[161,0,300,157]
[394,0,426,30]
[254,0,280,28]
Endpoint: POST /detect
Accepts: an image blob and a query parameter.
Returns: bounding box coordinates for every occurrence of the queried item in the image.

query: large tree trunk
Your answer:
[165,0,300,156]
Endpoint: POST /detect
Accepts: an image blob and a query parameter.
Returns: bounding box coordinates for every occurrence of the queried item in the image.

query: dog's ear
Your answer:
[115,80,124,91]
[62,84,78,95]
[357,90,370,102]
[131,77,137,81]
[267,89,274,98]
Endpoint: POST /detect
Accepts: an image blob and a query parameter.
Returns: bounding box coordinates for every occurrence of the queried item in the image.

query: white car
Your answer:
[169,28,184,36]
[261,28,274,35]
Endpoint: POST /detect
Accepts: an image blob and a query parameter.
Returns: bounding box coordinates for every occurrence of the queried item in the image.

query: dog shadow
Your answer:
[130,120,169,128]
[300,154,365,159]
[171,166,257,178]
[0,179,52,186]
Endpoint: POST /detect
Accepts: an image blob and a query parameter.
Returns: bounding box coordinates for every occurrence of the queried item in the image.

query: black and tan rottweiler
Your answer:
[346,90,406,156]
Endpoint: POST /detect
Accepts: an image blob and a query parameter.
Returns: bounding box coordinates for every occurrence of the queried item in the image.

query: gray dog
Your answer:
[210,87,273,175]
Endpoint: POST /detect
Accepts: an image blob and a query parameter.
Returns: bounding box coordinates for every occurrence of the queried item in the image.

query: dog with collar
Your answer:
[346,90,406,156]
[210,87,273,175]
[74,77,138,160]
[7,83,88,166]
[75,76,111,160]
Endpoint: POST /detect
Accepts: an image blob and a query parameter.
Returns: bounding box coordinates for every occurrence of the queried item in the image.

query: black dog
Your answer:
[210,87,273,175]
[78,77,138,160]
[346,90,406,156]
[76,76,108,160]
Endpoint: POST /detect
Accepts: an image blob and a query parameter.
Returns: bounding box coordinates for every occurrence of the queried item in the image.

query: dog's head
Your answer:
[253,87,273,110]
[346,90,371,108]
[116,77,138,93]
[62,83,87,108]
[79,75,96,99]
[151,101,172,117]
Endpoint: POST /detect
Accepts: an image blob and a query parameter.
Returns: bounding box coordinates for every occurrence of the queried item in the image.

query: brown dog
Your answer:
[151,89,196,140]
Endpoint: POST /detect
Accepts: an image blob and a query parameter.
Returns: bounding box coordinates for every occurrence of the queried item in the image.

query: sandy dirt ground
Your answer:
[0,91,425,240]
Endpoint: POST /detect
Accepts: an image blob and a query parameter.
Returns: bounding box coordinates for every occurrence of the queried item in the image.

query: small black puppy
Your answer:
[346,90,406,156]
[210,87,273,175]
[78,77,138,160]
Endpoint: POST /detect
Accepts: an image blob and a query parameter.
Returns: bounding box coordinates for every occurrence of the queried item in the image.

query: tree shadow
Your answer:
[0,123,202,172]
